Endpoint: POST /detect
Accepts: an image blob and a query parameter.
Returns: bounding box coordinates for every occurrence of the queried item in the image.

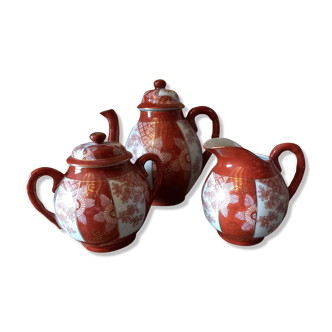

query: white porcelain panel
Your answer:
[254,176,289,238]
[201,172,222,232]
[109,172,146,239]
[54,177,85,242]
[177,120,202,193]
[124,121,154,188]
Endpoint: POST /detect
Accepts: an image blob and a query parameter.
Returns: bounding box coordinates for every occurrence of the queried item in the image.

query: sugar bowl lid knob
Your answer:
[89,132,106,144]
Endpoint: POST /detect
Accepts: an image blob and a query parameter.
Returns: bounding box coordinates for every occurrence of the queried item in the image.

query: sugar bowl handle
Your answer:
[186,106,220,171]
[269,143,305,200]
[135,154,163,202]
[27,167,64,229]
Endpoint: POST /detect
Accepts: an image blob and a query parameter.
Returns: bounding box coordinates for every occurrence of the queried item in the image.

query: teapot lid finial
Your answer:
[154,79,167,89]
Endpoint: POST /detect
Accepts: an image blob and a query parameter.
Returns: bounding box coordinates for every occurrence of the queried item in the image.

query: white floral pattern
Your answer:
[94,194,117,232]
[134,172,151,203]
[54,178,85,241]
[254,176,289,238]
[213,174,239,218]
[173,138,191,171]
[202,170,291,242]
[152,137,172,164]
[109,173,146,239]
[53,170,151,245]
[177,120,196,144]
[235,194,257,231]
[202,172,239,231]
[75,185,95,225]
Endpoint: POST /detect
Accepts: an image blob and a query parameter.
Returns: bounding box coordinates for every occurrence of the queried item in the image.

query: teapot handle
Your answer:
[186,106,220,171]
[135,154,163,202]
[27,167,64,229]
[269,143,305,200]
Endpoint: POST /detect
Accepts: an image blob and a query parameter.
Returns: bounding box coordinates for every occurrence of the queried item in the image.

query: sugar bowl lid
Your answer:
[137,79,185,110]
[66,132,132,168]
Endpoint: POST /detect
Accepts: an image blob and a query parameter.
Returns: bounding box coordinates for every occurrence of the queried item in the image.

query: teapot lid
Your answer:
[137,79,185,110]
[66,132,132,168]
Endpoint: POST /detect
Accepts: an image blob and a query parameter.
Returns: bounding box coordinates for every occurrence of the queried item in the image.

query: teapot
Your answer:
[101,79,220,206]
[201,138,305,246]
[27,110,163,253]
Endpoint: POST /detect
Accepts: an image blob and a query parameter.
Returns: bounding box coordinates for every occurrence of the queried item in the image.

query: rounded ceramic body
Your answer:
[125,110,203,205]
[54,161,152,252]
[202,164,289,245]
[201,139,305,246]
[102,81,220,206]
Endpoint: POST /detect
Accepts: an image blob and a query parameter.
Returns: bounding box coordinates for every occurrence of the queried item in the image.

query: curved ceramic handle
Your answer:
[135,153,163,202]
[27,167,64,229]
[269,143,305,200]
[186,106,220,171]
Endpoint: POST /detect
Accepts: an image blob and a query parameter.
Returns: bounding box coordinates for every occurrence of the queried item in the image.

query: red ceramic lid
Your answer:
[137,79,185,110]
[66,132,132,168]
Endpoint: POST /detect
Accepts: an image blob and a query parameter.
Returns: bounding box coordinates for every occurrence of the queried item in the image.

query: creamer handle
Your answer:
[268,141,305,199]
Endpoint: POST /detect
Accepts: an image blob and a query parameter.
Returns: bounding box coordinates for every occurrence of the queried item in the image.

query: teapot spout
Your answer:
[100,109,120,142]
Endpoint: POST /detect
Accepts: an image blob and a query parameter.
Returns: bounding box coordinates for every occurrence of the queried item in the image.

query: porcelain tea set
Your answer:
[27,79,305,252]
